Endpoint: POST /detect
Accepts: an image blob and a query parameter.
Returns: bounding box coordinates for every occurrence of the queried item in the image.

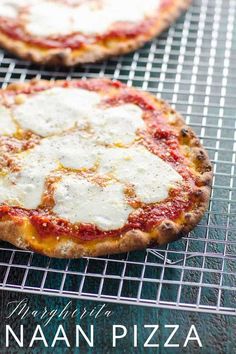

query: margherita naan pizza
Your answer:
[0,78,212,258]
[0,0,191,66]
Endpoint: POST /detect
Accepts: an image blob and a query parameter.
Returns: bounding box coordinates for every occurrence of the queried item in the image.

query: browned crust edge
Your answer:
[0,0,191,66]
[0,78,213,258]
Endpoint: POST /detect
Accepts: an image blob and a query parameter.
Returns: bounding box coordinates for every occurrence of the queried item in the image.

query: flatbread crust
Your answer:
[0,78,212,258]
[0,0,191,66]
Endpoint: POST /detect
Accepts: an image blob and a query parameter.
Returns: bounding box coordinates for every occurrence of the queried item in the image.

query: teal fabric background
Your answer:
[0,291,235,353]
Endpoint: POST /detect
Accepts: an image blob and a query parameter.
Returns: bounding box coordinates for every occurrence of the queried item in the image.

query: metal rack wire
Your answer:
[0,0,236,315]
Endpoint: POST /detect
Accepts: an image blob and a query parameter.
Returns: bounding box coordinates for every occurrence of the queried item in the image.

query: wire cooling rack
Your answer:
[0,0,236,315]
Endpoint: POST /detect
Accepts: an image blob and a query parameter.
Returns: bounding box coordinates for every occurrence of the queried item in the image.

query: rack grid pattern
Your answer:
[0,0,236,315]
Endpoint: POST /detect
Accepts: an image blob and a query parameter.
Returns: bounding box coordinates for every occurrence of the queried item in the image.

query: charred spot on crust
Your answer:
[120,230,150,250]
[53,51,71,62]
[204,164,212,173]
[193,189,204,198]
[196,149,207,161]
[179,127,199,146]
[181,128,189,137]
[161,221,174,231]
[184,213,192,221]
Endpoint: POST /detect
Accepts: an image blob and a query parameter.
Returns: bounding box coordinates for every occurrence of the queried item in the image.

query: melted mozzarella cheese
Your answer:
[26,2,75,37]
[0,144,57,209]
[25,0,160,37]
[91,104,145,145]
[98,145,182,203]
[0,0,33,18]
[53,176,133,230]
[0,160,54,209]
[0,106,17,135]
[13,87,145,145]
[13,87,101,137]
[56,133,99,170]
[0,132,99,208]
[0,128,182,222]
[52,144,182,227]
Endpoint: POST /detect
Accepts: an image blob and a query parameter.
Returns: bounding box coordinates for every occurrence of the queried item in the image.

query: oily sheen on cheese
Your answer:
[0,86,182,231]
[0,0,160,37]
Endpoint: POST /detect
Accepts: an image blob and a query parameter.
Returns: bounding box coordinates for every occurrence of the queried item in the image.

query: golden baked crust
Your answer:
[0,78,212,258]
[0,0,191,66]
